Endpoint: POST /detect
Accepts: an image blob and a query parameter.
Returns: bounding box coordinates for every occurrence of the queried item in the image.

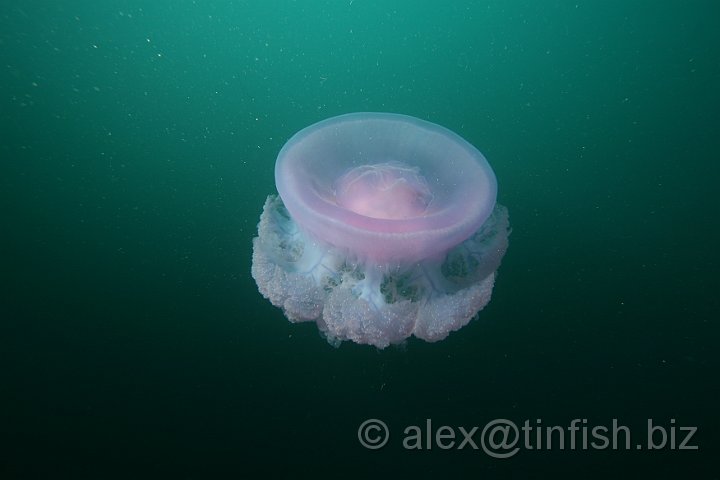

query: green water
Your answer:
[2,1,718,477]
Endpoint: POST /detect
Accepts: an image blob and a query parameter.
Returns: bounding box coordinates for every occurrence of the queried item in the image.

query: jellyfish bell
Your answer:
[274,113,499,264]
[252,113,510,348]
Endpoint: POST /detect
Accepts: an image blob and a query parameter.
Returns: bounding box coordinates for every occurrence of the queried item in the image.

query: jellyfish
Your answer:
[251,113,509,348]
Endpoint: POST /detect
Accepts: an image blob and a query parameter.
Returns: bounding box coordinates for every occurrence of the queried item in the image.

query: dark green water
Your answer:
[2,1,718,478]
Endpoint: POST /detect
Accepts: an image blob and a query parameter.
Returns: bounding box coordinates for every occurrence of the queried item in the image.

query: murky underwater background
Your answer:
[2,0,718,477]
